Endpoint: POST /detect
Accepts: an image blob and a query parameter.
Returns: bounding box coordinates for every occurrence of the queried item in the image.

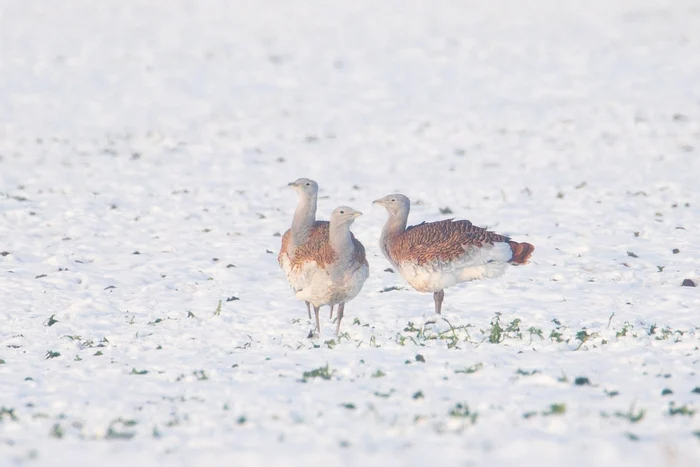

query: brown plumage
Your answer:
[279,222,366,270]
[389,219,512,266]
[508,240,535,264]
[278,221,328,267]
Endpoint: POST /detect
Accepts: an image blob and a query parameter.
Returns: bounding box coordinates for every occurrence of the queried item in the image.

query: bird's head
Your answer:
[331,206,362,227]
[372,193,410,217]
[287,178,319,198]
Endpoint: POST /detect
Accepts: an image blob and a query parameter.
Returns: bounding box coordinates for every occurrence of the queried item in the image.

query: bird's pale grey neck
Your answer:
[379,208,408,263]
[380,209,408,244]
[290,194,317,247]
[329,222,354,261]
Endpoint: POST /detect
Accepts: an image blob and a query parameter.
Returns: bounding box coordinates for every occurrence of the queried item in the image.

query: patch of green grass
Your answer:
[214,300,222,316]
[131,368,148,375]
[50,423,64,439]
[371,370,386,378]
[340,403,356,410]
[106,418,138,440]
[336,332,351,343]
[488,315,504,343]
[165,414,181,427]
[655,327,674,341]
[527,326,544,343]
[448,403,478,424]
[455,363,483,374]
[45,351,61,359]
[669,404,696,416]
[516,369,539,376]
[615,405,645,423]
[506,318,522,336]
[373,390,394,398]
[415,354,426,363]
[0,407,19,422]
[543,403,566,416]
[486,314,522,343]
[549,329,564,342]
[44,315,59,327]
[404,321,421,333]
[616,322,634,338]
[574,377,591,386]
[575,329,595,349]
[301,364,333,382]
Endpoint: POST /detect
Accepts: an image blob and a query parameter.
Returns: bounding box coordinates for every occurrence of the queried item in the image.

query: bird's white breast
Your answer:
[281,253,322,294]
[397,242,512,292]
[295,260,368,307]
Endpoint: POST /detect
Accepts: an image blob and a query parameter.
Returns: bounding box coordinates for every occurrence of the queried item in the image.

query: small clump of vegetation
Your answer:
[455,363,483,374]
[301,364,333,382]
[543,403,566,416]
[448,402,478,424]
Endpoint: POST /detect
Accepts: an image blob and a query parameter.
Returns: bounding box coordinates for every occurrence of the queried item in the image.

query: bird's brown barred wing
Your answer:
[388,219,512,266]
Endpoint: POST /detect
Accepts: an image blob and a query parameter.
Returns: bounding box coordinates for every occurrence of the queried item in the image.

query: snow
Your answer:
[1,0,700,465]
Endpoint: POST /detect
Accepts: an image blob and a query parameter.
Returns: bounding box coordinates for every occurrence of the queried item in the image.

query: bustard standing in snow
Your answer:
[373,194,534,315]
[290,206,369,335]
[278,178,334,319]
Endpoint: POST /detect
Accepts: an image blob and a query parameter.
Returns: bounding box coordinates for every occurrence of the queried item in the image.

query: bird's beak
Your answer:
[352,211,363,218]
[287,181,298,187]
[372,198,384,206]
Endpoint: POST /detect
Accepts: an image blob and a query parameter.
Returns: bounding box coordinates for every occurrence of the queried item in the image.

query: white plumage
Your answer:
[394,242,512,293]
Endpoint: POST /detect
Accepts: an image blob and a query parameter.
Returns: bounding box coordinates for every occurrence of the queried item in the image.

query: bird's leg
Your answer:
[433,290,445,315]
[305,301,311,319]
[313,305,321,334]
[335,303,345,336]
[329,305,335,319]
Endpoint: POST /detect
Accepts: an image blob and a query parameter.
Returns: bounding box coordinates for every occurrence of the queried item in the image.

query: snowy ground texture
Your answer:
[2,0,700,465]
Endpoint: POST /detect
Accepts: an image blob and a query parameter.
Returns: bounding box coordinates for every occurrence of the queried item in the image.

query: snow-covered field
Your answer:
[2,0,700,465]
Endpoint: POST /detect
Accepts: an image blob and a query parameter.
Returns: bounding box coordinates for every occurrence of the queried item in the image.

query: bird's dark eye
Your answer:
[391,198,396,202]
[305,182,310,186]
[339,210,345,214]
